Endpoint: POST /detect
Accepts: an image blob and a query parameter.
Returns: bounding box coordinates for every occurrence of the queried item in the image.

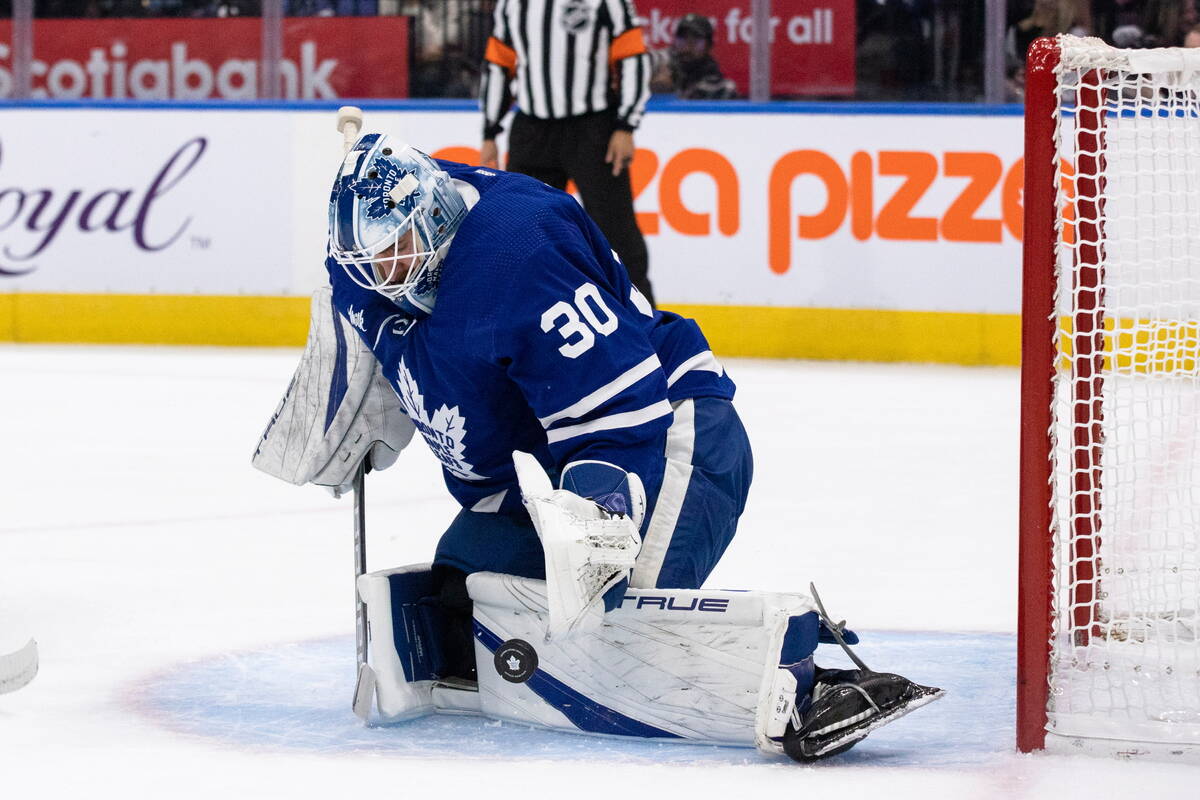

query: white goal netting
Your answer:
[1047,35,1200,747]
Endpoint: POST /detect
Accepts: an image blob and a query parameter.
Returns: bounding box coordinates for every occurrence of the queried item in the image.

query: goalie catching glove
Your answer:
[512,451,644,639]
[251,287,415,493]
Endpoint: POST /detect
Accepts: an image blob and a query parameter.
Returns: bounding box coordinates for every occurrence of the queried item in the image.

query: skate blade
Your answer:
[807,685,945,759]
[351,662,376,722]
[0,639,38,695]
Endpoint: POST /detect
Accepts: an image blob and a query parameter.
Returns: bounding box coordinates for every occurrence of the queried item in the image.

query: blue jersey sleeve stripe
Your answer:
[666,350,724,388]
[545,400,672,444]
[538,354,662,427]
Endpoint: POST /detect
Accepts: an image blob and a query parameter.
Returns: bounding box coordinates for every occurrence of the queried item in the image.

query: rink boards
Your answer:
[0,101,1024,364]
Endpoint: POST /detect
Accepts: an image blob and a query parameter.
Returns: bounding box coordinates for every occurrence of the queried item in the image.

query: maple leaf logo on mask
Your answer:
[349,157,422,220]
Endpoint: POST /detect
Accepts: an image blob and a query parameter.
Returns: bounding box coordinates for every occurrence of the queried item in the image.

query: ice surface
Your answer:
[1,345,1196,798]
[128,631,1010,767]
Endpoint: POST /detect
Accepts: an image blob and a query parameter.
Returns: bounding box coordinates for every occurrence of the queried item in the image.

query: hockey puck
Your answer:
[494,639,538,683]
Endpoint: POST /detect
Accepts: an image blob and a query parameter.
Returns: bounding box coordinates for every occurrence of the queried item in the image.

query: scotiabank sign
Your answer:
[640,1,855,97]
[0,18,408,99]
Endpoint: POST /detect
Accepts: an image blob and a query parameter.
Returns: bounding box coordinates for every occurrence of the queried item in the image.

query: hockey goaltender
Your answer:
[253,126,943,763]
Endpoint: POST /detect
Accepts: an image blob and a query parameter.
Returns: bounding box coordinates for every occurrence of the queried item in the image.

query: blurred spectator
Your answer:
[1004,0,1090,101]
[856,0,930,100]
[1090,0,1195,47]
[1006,62,1026,103]
[30,0,262,16]
[1008,0,1092,61]
[649,13,738,100]
[412,44,480,98]
[1134,0,1199,47]
[410,0,488,98]
[287,0,378,14]
[26,0,376,16]
[1186,24,1200,48]
[1110,23,1147,47]
[1094,0,1147,42]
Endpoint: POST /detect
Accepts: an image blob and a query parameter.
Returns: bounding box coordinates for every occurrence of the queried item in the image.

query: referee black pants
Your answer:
[505,110,655,307]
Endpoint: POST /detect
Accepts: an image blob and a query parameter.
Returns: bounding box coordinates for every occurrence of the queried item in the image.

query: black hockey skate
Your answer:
[782,667,944,762]
[780,584,945,762]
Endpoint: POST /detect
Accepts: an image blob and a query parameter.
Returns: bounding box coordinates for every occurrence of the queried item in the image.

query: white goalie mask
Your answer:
[328,133,468,317]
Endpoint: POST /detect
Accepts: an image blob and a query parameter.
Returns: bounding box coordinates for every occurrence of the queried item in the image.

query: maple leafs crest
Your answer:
[429,405,481,480]
[395,359,426,420]
[395,358,487,481]
[349,157,422,220]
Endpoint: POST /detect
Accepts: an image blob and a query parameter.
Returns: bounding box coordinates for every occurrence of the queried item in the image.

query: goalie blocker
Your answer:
[356,565,943,761]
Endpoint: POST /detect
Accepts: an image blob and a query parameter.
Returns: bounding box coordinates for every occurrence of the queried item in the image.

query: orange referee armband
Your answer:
[609,28,647,64]
[485,37,518,76]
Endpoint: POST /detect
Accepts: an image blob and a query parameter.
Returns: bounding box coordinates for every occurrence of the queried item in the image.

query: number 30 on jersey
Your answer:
[540,283,619,358]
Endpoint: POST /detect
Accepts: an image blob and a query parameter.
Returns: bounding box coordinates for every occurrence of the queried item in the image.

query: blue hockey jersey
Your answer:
[327,160,735,520]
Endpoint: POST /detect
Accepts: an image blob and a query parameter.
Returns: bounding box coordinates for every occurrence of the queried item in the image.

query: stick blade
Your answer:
[0,638,38,695]
[352,662,376,723]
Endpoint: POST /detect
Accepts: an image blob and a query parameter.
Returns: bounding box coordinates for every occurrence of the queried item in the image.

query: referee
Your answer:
[479,0,655,307]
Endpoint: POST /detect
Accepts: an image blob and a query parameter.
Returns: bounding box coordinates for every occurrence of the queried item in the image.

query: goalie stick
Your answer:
[350,459,373,721]
[0,638,37,695]
[332,104,377,723]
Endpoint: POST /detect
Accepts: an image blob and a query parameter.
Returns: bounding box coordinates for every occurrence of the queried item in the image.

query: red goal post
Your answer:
[1019,34,1200,760]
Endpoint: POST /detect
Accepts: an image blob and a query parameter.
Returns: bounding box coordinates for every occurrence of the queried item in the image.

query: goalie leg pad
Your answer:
[466,571,820,747]
[356,563,484,722]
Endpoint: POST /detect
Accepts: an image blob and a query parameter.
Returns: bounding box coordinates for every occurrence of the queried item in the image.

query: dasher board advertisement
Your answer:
[0,18,409,100]
[0,105,1025,311]
[639,1,856,96]
[0,110,296,294]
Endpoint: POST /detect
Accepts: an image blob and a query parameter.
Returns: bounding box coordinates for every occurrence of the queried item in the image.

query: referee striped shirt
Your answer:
[480,0,652,138]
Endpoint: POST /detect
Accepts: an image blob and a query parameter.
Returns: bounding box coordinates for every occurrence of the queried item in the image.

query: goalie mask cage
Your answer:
[1019,35,1200,759]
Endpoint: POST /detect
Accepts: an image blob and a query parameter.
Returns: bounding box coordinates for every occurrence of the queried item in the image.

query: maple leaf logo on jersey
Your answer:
[395,358,487,481]
[349,157,422,220]
[347,305,366,332]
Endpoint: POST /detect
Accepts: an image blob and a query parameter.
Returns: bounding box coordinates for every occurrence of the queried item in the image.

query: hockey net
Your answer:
[1019,35,1200,759]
